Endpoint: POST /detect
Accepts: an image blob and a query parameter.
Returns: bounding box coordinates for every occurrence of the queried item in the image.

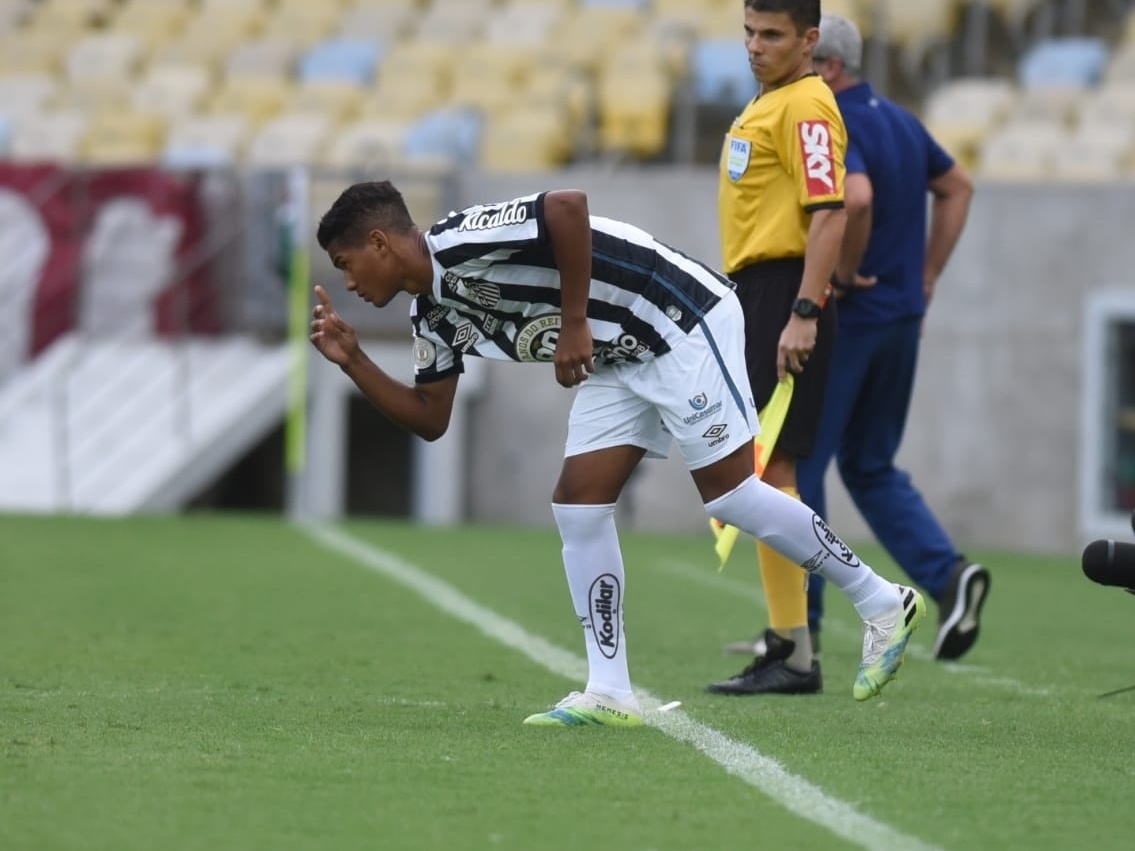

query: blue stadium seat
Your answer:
[691,38,756,108]
[1019,37,1109,88]
[299,38,383,86]
[403,106,483,165]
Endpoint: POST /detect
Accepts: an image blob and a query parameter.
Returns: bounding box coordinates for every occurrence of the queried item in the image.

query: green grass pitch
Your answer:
[2,513,1134,851]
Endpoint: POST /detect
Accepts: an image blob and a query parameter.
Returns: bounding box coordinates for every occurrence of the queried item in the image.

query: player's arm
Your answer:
[544,189,595,388]
[310,285,459,441]
[924,164,973,303]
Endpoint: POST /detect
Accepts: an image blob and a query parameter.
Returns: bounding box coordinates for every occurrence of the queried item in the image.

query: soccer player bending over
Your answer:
[309,180,926,726]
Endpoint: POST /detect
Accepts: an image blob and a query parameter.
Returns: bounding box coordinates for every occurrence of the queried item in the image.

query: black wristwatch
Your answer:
[791,297,822,319]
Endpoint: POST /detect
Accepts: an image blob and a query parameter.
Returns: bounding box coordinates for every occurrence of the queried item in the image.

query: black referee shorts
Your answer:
[730,258,837,459]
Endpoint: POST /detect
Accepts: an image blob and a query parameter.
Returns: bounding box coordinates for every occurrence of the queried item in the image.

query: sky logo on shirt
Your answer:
[797,120,836,197]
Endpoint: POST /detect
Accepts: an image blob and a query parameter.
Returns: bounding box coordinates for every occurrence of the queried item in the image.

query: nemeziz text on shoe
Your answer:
[853,584,927,701]
[522,690,644,727]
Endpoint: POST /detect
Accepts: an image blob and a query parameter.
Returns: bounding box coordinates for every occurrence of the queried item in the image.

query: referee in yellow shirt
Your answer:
[708,0,847,696]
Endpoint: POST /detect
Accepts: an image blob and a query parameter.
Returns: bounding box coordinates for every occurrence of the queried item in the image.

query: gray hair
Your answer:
[816,13,863,75]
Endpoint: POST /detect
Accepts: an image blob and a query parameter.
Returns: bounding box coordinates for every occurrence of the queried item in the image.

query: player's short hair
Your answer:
[316,180,415,250]
[815,13,863,74]
[744,0,821,33]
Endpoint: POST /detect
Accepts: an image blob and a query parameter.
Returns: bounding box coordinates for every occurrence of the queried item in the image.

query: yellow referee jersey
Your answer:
[718,74,847,274]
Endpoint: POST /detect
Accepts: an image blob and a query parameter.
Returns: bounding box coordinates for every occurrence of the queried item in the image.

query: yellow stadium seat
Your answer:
[449,44,534,115]
[320,118,410,168]
[66,33,143,84]
[359,75,447,123]
[480,106,573,172]
[291,80,365,122]
[26,0,116,33]
[1078,83,1135,126]
[412,0,492,44]
[336,2,418,41]
[1010,84,1087,126]
[922,77,1014,164]
[977,121,1068,180]
[597,70,672,160]
[111,0,192,46]
[545,6,646,74]
[131,65,214,119]
[520,66,593,135]
[244,112,334,166]
[54,78,134,112]
[8,111,88,162]
[224,37,299,81]
[867,0,960,48]
[260,3,342,48]
[0,31,69,74]
[485,2,564,45]
[80,110,167,165]
[210,77,294,125]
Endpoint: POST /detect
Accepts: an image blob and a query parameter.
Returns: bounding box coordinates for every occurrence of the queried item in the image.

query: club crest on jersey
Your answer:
[459,199,529,231]
[797,120,836,196]
[516,315,560,361]
[413,337,436,368]
[726,136,751,182]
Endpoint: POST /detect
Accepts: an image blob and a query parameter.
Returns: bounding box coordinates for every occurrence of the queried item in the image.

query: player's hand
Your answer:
[553,317,595,388]
[777,316,818,380]
[310,284,360,367]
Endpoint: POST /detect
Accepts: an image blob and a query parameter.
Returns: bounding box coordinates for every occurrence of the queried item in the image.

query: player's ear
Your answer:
[368,228,390,254]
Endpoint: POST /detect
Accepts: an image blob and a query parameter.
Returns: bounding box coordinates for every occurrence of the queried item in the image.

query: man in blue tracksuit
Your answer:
[727,13,990,661]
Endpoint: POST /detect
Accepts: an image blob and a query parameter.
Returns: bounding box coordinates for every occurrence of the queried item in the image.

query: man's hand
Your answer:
[833,273,878,299]
[310,284,360,367]
[777,315,818,380]
[553,316,594,388]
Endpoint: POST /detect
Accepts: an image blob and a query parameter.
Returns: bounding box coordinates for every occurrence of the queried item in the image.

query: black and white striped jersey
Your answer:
[409,192,736,383]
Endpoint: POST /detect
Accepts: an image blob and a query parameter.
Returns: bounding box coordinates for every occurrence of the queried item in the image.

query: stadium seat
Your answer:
[412,0,492,44]
[210,77,294,126]
[260,2,342,48]
[245,112,334,166]
[520,66,593,136]
[65,33,144,84]
[320,118,410,169]
[403,106,483,166]
[299,38,382,86]
[691,37,756,107]
[0,31,69,74]
[1050,143,1126,182]
[80,111,167,166]
[1019,37,1109,88]
[545,5,646,74]
[0,73,59,120]
[110,0,192,46]
[7,110,88,162]
[977,121,1068,180]
[26,0,116,33]
[225,37,298,81]
[449,44,534,115]
[336,3,418,42]
[290,80,365,123]
[1010,85,1086,126]
[131,65,213,119]
[485,1,564,45]
[1078,83,1135,126]
[162,114,250,167]
[597,69,671,159]
[479,106,573,172]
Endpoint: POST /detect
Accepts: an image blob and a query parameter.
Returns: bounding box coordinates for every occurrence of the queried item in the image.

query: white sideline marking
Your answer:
[300,522,941,851]
[655,558,1055,698]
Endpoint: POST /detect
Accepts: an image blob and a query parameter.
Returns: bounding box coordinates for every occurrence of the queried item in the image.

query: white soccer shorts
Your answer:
[565,292,760,471]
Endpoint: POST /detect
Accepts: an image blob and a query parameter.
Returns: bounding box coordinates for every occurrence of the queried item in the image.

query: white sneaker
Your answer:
[522,690,644,727]
[853,584,927,701]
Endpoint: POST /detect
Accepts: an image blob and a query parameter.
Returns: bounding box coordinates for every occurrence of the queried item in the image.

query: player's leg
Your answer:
[524,373,662,727]
[794,320,876,648]
[670,296,926,700]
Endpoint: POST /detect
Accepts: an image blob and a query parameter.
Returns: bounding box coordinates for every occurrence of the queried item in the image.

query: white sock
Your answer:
[551,502,634,701]
[705,477,899,620]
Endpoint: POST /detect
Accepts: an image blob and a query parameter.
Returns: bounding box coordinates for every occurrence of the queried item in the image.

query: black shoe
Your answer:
[707,629,822,695]
[934,559,991,661]
[723,628,821,656]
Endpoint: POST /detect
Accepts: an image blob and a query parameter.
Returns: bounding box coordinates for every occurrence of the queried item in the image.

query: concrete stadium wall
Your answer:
[444,168,1134,556]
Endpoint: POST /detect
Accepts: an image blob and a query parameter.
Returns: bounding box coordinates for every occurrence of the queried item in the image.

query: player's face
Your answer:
[744,9,817,90]
[328,234,402,308]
